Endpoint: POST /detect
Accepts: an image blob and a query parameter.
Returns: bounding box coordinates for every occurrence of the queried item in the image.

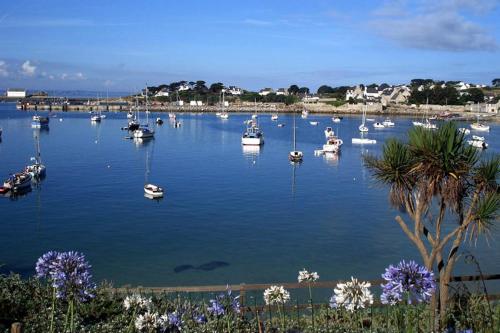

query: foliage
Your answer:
[492,78,500,87]
[363,122,499,323]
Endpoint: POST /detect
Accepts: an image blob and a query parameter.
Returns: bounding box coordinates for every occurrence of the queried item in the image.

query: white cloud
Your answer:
[0,60,8,77]
[21,60,36,76]
[60,73,68,80]
[75,72,85,79]
[369,0,498,51]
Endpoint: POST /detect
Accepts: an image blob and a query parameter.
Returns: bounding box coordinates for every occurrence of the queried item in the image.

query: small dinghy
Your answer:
[156,117,164,125]
[278,123,285,127]
[309,121,319,126]
[144,184,164,198]
[373,122,385,129]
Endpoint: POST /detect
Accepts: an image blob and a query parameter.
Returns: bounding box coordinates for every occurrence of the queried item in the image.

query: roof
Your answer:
[366,87,378,94]
[7,88,26,92]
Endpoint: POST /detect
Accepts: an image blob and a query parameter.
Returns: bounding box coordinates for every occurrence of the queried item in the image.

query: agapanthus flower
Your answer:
[35,251,95,302]
[330,277,373,312]
[381,260,435,305]
[35,251,60,279]
[207,287,240,316]
[298,269,319,283]
[194,313,207,324]
[135,311,159,331]
[123,294,152,311]
[207,298,225,316]
[263,285,291,305]
[167,311,183,329]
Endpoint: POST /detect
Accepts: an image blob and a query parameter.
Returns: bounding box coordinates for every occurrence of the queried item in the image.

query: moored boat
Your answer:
[332,117,341,123]
[324,127,334,138]
[382,118,395,127]
[241,124,264,146]
[3,172,32,192]
[32,115,50,128]
[373,122,385,129]
[271,114,278,121]
[309,121,319,126]
[323,136,343,153]
[144,184,164,198]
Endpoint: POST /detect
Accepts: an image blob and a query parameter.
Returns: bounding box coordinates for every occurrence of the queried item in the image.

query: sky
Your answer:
[0,0,499,92]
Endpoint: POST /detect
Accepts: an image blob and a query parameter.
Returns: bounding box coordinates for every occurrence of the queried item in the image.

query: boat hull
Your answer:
[242,137,264,145]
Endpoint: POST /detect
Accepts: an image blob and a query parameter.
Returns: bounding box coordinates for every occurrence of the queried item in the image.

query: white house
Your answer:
[227,86,242,95]
[259,88,273,96]
[6,88,26,98]
[276,88,288,96]
[177,84,191,92]
[155,88,169,97]
[303,95,320,103]
[345,86,364,100]
[455,81,470,91]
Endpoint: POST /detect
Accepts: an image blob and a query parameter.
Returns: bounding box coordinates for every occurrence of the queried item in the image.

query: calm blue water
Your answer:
[0,103,498,288]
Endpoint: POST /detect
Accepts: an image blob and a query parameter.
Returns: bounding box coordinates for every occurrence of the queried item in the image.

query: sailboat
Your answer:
[32,114,50,128]
[25,131,46,179]
[143,147,163,199]
[289,112,303,162]
[470,114,490,131]
[91,95,102,122]
[133,87,155,139]
[359,104,368,132]
[127,96,140,131]
[220,90,229,119]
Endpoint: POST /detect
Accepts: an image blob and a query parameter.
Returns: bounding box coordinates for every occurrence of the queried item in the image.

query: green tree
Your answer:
[209,82,225,94]
[298,87,309,95]
[317,85,334,95]
[364,123,499,326]
[288,85,300,95]
[460,88,485,104]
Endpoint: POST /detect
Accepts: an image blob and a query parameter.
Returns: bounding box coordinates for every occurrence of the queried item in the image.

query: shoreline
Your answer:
[13,103,499,122]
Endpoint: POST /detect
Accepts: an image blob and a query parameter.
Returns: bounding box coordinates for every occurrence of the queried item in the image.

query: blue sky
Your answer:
[0,0,499,92]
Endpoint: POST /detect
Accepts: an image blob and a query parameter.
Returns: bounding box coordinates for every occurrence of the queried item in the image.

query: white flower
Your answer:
[298,269,320,283]
[157,314,169,330]
[135,311,159,331]
[332,277,373,312]
[123,294,152,310]
[263,285,291,305]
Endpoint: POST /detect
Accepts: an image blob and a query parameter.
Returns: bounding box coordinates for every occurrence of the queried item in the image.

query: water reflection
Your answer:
[323,152,340,166]
[133,137,154,148]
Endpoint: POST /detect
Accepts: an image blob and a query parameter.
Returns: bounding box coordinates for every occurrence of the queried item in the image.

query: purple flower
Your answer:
[35,251,95,302]
[167,311,183,328]
[194,313,207,324]
[207,299,225,316]
[381,260,435,305]
[35,251,60,279]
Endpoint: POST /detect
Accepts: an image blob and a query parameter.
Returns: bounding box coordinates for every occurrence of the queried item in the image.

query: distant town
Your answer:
[3,78,500,114]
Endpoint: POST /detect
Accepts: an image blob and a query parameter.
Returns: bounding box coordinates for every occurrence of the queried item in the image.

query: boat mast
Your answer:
[222,90,225,114]
[145,85,149,125]
[293,112,297,151]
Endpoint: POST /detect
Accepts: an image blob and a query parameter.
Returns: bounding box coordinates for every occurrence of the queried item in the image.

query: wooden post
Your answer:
[11,322,23,333]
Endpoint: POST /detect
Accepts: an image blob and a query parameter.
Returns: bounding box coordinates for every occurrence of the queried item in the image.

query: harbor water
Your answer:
[0,103,498,288]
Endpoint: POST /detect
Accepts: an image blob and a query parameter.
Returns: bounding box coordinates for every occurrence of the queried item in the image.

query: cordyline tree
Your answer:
[364,122,499,319]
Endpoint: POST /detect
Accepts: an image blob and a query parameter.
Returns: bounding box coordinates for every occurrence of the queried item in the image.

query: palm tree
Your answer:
[364,122,499,322]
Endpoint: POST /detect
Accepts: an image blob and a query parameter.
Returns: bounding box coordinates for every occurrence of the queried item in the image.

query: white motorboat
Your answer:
[324,127,334,138]
[382,119,395,127]
[144,184,164,198]
[278,123,285,127]
[352,138,377,144]
[332,117,341,123]
[252,114,258,119]
[3,172,32,192]
[215,112,222,117]
[458,128,471,135]
[373,122,385,129]
[422,121,437,130]
[310,121,319,126]
[90,113,101,122]
[220,113,229,119]
[242,125,264,146]
[133,127,154,138]
[468,139,488,149]
[289,113,303,162]
[156,117,163,125]
[127,111,134,119]
[301,109,309,119]
[323,136,343,153]
[32,115,49,128]
[271,114,278,121]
